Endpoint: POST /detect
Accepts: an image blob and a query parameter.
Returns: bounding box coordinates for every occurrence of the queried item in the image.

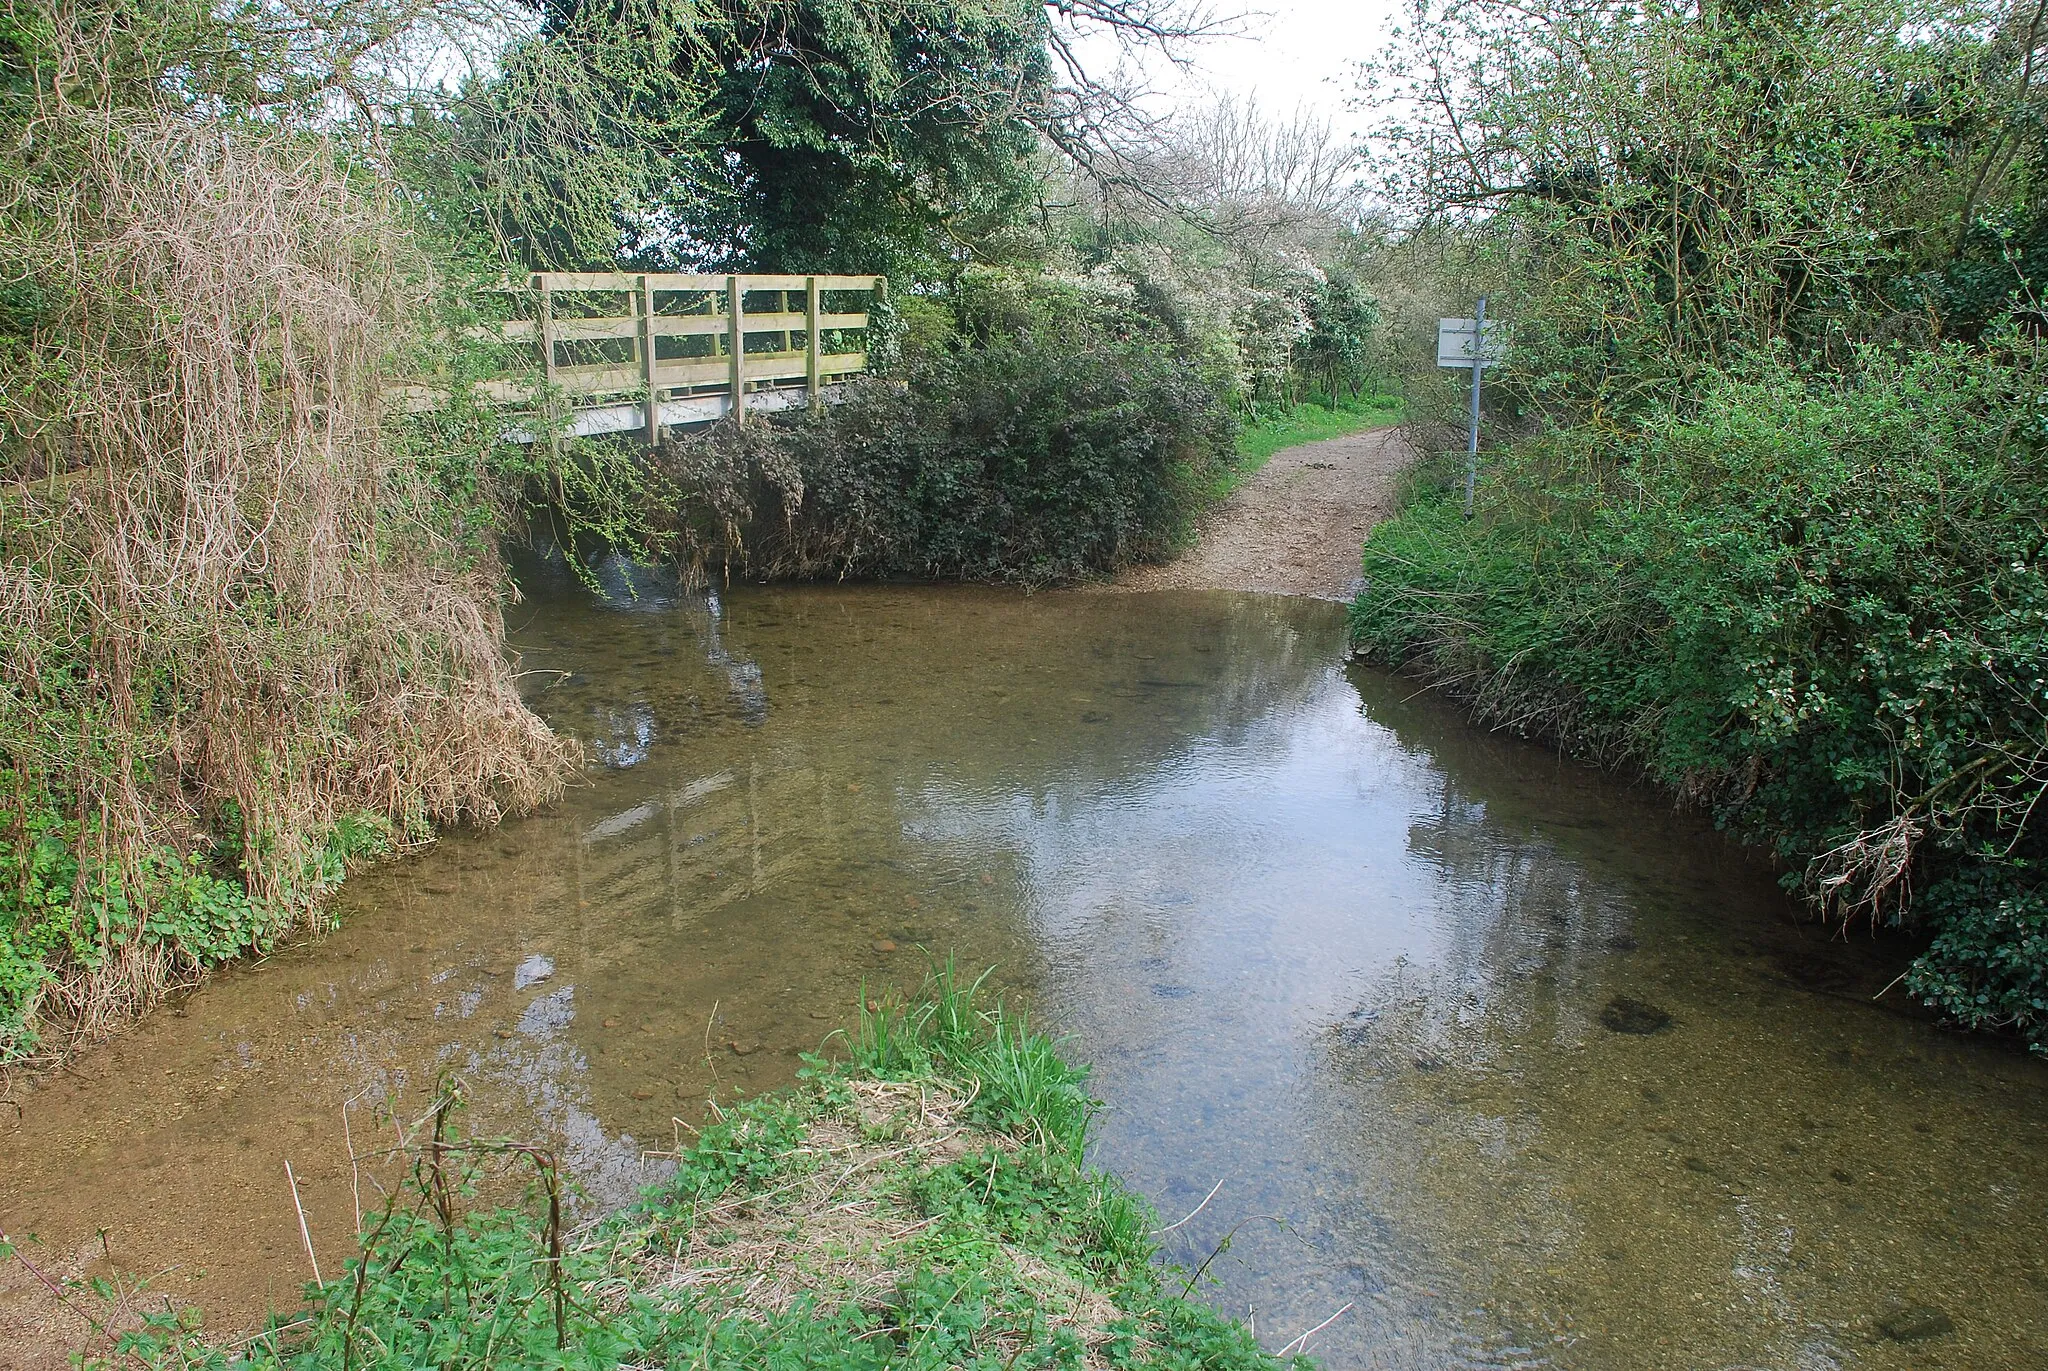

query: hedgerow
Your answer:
[1352,0,2048,1049]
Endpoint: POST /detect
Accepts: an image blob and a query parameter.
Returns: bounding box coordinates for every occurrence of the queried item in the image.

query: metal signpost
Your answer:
[1437,301,1502,518]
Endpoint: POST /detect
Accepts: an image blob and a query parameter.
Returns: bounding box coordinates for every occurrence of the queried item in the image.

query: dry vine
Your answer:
[0,79,571,1053]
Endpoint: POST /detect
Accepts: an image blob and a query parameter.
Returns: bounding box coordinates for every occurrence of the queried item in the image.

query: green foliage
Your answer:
[644,270,1239,587]
[1298,271,1382,401]
[1355,0,2048,1049]
[911,1145,1156,1280]
[653,0,1055,278]
[1913,861,2048,1036]
[392,0,723,272]
[0,779,394,1055]
[848,959,1102,1154]
[1364,0,2048,418]
[1354,345,2048,1047]
[655,1081,826,1206]
[481,0,1053,279]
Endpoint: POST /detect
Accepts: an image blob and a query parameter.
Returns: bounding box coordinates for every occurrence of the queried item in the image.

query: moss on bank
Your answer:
[82,968,1312,1370]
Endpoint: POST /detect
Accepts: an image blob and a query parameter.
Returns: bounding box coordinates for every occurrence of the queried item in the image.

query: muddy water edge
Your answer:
[2,578,2044,1370]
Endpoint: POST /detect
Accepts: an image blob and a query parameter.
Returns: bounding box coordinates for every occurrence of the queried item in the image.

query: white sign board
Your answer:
[1437,317,1504,368]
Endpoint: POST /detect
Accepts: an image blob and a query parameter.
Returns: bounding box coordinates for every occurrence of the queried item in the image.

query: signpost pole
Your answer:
[1464,294,1486,520]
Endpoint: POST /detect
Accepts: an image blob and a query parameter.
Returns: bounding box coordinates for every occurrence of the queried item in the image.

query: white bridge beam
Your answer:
[502,382,852,445]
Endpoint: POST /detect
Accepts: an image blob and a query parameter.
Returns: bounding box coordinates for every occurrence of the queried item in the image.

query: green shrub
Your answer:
[1353,344,2048,1048]
[645,271,1239,588]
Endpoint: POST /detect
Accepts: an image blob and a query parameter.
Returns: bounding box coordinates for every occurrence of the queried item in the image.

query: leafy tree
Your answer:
[1364,0,2023,415]
[513,0,1234,279]
[393,0,724,273]
[1302,268,1380,399]
[641,0,1056,277]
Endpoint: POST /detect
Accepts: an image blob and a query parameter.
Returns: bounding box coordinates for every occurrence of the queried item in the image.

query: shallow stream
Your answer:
[3,579,2045,1369]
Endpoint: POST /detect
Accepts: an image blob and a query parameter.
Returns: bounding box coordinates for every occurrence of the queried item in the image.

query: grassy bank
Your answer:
[87,968,1312,1370]
[1346,0,2048,1055]
[1219,395,1403,497]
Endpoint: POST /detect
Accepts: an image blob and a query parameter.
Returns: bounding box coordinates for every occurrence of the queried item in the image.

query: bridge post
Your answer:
[639,273,659,445]
[726,275,745,424]
[806,276,821,413]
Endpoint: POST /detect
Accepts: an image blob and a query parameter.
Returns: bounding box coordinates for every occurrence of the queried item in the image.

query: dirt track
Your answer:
[1111,423,1412,600]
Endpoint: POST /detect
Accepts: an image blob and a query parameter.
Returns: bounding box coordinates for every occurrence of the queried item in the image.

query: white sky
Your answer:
[1087,0,1409,127]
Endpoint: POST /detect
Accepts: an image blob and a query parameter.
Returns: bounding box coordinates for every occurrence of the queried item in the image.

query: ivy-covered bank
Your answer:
[82,972,1314,1371]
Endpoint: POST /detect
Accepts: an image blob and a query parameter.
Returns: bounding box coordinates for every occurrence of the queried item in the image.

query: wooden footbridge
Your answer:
[451,271,886,443]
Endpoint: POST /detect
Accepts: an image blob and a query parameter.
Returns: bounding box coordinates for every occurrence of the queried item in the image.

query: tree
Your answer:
[1302,267,1380,399]
[503,0,1234,278]
[636,0,1054,277]
[1361,0,2032,416]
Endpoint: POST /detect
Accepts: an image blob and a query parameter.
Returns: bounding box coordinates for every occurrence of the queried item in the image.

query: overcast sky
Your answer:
[1082,0,1409,127]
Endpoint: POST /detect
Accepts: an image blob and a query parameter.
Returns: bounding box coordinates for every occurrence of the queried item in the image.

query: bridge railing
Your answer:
[465,271,886,442]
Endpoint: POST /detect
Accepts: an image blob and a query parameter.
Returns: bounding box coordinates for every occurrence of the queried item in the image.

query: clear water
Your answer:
[3,576,2044,1369]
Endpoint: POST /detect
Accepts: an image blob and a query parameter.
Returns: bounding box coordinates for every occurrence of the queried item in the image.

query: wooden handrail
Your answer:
[486,271,883,442]
[379,271,883,442]
[489,271,884,293]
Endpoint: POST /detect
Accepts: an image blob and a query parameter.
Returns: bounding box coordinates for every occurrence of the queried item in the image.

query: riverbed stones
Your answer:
[1875,1304,1953,1342]
[1599,996,1673,1034]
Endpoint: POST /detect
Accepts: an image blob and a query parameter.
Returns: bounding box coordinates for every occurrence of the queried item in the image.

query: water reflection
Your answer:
[1,585,2043,1371]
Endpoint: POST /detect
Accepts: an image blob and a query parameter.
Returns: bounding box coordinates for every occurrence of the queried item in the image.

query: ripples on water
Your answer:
[2,574,2044,1370]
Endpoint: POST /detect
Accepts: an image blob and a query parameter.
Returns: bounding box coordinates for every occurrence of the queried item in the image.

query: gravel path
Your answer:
[1111,423,1413,600]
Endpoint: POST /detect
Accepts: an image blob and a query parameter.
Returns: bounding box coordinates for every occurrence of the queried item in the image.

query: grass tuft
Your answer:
[59,963,1316,1370]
